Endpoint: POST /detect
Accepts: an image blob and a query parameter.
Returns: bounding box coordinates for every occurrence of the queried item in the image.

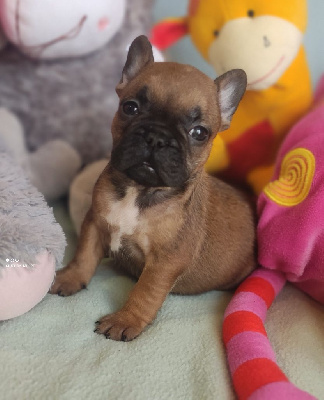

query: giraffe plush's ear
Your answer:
[116,35,154,95]
[150,17,189,51]
[215,69,247,132]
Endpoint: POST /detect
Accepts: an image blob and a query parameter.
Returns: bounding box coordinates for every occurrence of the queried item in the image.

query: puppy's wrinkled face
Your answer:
[111,65,218,188]
[111,36,247,188]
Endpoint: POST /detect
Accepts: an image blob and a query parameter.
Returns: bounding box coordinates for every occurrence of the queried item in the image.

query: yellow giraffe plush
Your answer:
[152,0,312,194]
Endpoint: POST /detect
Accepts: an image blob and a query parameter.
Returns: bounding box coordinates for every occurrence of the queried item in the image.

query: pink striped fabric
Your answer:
[222,267,317,400]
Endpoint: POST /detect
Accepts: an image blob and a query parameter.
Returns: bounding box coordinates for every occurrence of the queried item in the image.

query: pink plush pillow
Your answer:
[257,77,324,304]
[0,251,55,320]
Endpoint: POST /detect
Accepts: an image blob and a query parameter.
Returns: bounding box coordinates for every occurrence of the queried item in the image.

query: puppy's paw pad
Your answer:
[94,312,146,341]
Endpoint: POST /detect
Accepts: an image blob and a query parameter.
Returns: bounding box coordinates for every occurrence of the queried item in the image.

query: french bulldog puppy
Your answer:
[50,35,256,341]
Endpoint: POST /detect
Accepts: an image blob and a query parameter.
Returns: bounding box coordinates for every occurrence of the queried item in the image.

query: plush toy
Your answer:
[0,25,7,50]
[0,108,82,201]
[0,0,154,202]
[69,160,108,235]
[1,0,126,60]
[0,109,66,320]
[222,76,324,400]
[0,0,156,318]
[151,0,312,194]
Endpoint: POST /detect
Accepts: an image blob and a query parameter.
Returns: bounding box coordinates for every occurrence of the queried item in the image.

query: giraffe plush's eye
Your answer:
[213,30,220,37]
[247,10,255,17]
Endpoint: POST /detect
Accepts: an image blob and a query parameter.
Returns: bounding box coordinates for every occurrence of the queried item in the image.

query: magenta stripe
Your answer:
[226,331,277,375]
[248,381,317,400]
[251,268,286,295]
[224,291,268,321]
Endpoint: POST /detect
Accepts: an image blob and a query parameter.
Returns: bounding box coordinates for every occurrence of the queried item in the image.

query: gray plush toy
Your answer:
[0,112,66,320]
[0,0,156,319]
[0,0,155,201]
[0,118,66,269]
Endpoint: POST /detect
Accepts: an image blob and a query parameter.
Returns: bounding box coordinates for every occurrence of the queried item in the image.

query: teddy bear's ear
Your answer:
[116,35,154,95]
[215,69,247,132]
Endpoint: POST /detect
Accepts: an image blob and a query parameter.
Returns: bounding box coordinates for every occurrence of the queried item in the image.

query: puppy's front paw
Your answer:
[49,265,87,297]
[94,311,147,342]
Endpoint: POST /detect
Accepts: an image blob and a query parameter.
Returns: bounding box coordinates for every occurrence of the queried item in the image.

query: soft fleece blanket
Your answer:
[1,202,323,400]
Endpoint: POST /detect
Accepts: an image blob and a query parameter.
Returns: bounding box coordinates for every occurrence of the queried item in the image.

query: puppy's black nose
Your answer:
[145,131,169,148]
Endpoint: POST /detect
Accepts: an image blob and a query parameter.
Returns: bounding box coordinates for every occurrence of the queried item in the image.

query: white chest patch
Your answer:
[106,187,140,252]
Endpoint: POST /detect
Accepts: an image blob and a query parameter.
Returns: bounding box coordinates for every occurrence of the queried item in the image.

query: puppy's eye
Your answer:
[122,101,139,116]
[247,9,255,17]
[189,126,209,142]
[213,30,219,37]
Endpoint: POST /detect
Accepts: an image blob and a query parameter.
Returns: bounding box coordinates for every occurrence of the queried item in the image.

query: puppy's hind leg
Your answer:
[49,210,104,297]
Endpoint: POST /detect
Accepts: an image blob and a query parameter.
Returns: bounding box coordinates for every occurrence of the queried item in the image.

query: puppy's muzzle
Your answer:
[111,124,188,188]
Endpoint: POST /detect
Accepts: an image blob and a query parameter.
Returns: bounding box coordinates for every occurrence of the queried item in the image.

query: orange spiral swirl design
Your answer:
[264,148,315,207]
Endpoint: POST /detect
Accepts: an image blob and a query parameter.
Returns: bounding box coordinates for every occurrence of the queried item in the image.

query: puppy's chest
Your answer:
[104,187,149,255]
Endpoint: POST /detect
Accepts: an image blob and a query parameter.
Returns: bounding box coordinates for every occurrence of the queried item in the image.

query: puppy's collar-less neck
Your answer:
[135,185,188,210]
[108,163,189,210]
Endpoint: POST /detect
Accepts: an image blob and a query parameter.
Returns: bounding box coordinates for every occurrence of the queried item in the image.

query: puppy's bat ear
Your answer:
[116,35,154,95]
[215,69,247,132]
